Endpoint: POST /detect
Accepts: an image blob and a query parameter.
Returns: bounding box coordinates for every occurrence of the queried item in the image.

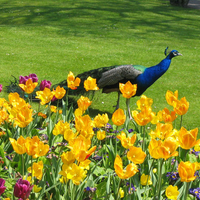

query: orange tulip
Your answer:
[114,155,138,179]
[19,79,38,94]
[178,161,197,182]
[116,132,136,149]
[67,71,81,90]
[132,107,155,126]
[25,136,49,158]
[127,146,146,164]
[84,76,99,91]
[119,81,137,99]
[112,108,126,126]
[177,127,200,150]
[173,97,189,116]
[52,86,66,99]
[148,137,178,160]
[161,107,177,123]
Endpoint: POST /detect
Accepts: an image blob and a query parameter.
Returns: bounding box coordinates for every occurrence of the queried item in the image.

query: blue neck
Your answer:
[135,56,172,95]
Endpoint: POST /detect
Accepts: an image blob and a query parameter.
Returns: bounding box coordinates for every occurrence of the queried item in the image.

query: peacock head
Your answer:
[164,47,182,59]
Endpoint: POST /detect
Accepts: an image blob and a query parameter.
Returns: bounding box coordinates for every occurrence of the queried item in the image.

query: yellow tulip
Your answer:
[119,188,124,198]
[97,130,106,140]
[116,132,136,149]
[140,174,152,186]
[165,90,178,106]
[132,106,154,126]
[173,97,189,116]
[119,81,137,99]
[25,136,49,158]
[84,76,99,91]
[74,108,84,117]
[61,151,76,165]
[64,128,75,142]
[36,88,54,105]
[149,123,173,140]
[94,113,109,128]
[127,146,146,164]
[68,135,96,162]
[9,136,26,154]
[59,163,87,185]
[136,95,153,110]
[67,71,81,90]
[33,185,42,193]
[8,92,29,110]
[148,137,178,160]
[28,161,43,180]
[165,185,179,200]
[178,161,197,182]
[77,96,92,111]
[52,86,66,99]
[114,155,138,179]
[19,79,38,94]
[53,120,70,136]
[75,115,94,139]
[9,106,33,128]
[177,127,200,150]
[112,108,126,126]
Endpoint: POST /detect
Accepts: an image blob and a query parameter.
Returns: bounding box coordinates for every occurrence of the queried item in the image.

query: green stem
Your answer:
[157,159,164,199]
[21,155,24,177]
[180,115,183,129]
[142,125,146,151]
[183,182,190,200]
[116,179,122,200]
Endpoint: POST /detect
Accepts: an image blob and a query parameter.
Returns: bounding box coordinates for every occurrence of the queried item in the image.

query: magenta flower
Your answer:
[0,84,2,92]
[19,74,38,84]
[28,73,38,82]
[0,178,6,196]
[14,178,33,200]
[40,80,52,91]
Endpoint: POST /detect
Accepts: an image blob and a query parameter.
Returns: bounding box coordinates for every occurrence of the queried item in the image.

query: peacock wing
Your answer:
[97,65,145,88]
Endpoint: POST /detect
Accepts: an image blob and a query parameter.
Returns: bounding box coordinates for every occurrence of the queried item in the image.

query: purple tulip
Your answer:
[40,80,52,91]
[19,74,38,84]
[14,178,33,200]
[0,178,6,196]
[28,73,38,83]
[0,84,2,92]
[19,76,29,84]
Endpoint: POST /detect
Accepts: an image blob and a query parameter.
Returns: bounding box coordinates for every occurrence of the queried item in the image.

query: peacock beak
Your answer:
[177,52,182,56]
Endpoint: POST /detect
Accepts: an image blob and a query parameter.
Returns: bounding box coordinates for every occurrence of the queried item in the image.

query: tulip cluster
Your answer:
[1,73,200,200]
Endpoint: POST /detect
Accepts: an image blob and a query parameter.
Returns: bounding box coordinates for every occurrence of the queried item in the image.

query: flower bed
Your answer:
[0,72,200,200]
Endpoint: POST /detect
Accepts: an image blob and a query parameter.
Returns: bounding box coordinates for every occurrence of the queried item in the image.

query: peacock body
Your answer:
[70,49,182,98]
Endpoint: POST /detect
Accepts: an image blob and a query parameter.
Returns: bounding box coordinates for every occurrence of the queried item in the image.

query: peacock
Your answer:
[55,47,182,118]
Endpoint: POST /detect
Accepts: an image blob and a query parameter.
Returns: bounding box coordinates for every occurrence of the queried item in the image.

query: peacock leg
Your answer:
[113,91,120,111]
[126,98,133,120]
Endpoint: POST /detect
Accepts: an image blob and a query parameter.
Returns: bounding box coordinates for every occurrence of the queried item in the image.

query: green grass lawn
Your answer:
[0,0,200,129]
